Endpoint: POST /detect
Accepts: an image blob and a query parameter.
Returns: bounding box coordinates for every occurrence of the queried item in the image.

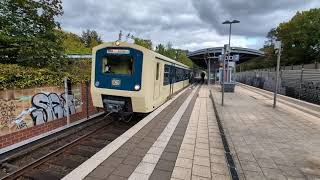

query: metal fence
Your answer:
[236,69,320,105]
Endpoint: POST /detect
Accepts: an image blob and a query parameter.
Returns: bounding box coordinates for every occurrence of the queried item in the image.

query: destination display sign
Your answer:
[107,49,130,54]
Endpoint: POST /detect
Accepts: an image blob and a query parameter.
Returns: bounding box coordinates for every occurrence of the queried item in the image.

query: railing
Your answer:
[236,69,320,105]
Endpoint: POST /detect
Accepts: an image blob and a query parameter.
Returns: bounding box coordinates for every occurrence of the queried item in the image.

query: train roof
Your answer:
[93,42,190,69]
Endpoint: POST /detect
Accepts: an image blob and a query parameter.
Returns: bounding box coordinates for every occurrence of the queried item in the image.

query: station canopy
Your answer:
[188,47,264,69]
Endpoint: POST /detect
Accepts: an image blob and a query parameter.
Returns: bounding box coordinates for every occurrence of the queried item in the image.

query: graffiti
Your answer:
[30,92,78,125]
[0,100,16,129]
[13,108,35,129]
[0,85,83,136]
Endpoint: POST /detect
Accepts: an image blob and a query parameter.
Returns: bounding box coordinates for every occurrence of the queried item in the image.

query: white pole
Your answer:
[222,46,227,106]
[64,77,70,125]
[208,58,211,86]
[273,41,281,108]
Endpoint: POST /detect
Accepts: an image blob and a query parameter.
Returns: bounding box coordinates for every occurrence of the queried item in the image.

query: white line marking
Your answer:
[62,87,191,180]
[128,86,198,179]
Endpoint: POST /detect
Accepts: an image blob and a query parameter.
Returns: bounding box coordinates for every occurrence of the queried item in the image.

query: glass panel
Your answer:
[156,63,159,80]
[164,64,170,85]
[102,55,133,75]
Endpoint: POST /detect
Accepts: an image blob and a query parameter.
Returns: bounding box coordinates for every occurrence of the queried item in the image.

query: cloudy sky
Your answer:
[59,0,320,51]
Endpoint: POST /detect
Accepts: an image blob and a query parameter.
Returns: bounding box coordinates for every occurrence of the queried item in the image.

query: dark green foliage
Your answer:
[0,0,64,69]
[0,60,91,90]
[81,29,103,48]
[156,42,194,67]
[58,30,91,54]
[276,8,320,65]
[131,36,153,50]
[241,8,320,71]
[131,36,194,67]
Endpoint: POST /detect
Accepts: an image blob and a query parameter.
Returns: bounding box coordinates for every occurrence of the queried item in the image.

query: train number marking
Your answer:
[112,79,121,86]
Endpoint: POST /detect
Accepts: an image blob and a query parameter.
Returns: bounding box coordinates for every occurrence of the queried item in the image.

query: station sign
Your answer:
[218,54,240,62]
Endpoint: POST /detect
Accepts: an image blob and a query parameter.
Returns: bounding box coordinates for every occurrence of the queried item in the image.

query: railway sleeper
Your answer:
[24,168,64,180]
[48,143,66,151]
[67,148,96,158]
[31,150,52,160]
[50,157,83,169]
[79,140,109,148]
[1,162,19,174]
[93,132,120,141]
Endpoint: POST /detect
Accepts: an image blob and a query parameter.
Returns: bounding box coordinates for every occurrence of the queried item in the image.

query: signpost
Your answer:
[220,45,240,106]
[64,77,70,125]
[273,41,282,108]
[221,45,229,106]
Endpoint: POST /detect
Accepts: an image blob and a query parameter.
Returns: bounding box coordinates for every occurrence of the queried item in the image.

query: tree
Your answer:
[58,30,91,54]
[244,8,320,71]
[131,36,153,50]
[276,8,320,65]
[155,44,166,55]
[265,28,277,47]
[80,29,103,48]
[0,0,64,68]
[164,42,176,59]
[130,36,193,67]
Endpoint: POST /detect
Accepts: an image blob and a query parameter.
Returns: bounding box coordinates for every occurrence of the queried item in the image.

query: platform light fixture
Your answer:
[222,20,240,51]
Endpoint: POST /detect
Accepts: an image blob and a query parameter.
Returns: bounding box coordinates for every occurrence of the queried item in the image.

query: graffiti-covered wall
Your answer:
[0,85,82,136]
[237,70,320,105]
[0,83,102,149]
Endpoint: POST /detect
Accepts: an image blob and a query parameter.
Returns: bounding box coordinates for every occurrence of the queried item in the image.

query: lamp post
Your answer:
[273,41,282,108]
[222,20,240,83]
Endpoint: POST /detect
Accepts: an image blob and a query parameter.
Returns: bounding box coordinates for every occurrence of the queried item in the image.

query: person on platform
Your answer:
[201,72,205,84]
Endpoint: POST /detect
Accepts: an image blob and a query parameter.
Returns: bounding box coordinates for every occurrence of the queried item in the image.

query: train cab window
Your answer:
[102,55,134,75]
[156,63,160,80]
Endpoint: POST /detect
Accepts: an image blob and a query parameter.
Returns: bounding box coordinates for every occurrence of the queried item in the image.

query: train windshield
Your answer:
[102,55,134,75]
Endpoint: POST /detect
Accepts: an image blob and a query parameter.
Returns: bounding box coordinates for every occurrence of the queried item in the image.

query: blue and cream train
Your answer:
[91,41,190,113]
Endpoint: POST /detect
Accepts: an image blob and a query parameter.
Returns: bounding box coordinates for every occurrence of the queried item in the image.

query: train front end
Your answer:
[91,42,146,113]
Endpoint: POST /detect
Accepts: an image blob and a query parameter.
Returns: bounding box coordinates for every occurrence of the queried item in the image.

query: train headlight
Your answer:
[134,84,140,91]
[115,41,120,46]
[95,81,100,86]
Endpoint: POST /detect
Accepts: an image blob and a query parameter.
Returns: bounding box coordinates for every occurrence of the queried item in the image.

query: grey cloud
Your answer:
[59,0,320,51]
[192,0,320,37]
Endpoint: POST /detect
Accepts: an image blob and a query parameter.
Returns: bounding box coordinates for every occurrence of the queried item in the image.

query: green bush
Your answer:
[0,62,92,90]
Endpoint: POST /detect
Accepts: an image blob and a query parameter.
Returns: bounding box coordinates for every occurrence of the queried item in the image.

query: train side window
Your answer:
[163,64,170,85]
[171,66,176,83]
[185,70,189,80]
[176,67,183,82]
[156,63,160,80]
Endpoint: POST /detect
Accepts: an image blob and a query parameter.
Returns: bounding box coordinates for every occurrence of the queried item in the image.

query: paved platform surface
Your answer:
[64,85,232,180]
[212,85,320,180]
[64,84,320,180]
[83,85,232,180]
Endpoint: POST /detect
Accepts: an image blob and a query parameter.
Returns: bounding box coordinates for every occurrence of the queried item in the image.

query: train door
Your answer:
[153,62,161,100]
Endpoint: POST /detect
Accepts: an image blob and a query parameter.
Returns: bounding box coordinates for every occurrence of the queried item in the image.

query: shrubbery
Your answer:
[0,60,91,90]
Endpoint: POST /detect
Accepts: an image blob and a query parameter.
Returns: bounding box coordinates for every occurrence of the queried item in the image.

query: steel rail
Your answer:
[1,116,114,180]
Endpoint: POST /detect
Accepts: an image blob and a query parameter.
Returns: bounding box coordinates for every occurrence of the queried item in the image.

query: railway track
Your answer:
[0,114,142,180]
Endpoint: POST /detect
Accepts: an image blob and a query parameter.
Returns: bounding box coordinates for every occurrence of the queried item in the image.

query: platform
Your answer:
[211,84,320,180]
[62,84,320,180]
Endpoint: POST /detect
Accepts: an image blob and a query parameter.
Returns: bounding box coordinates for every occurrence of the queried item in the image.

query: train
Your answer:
[91,41,191,114]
